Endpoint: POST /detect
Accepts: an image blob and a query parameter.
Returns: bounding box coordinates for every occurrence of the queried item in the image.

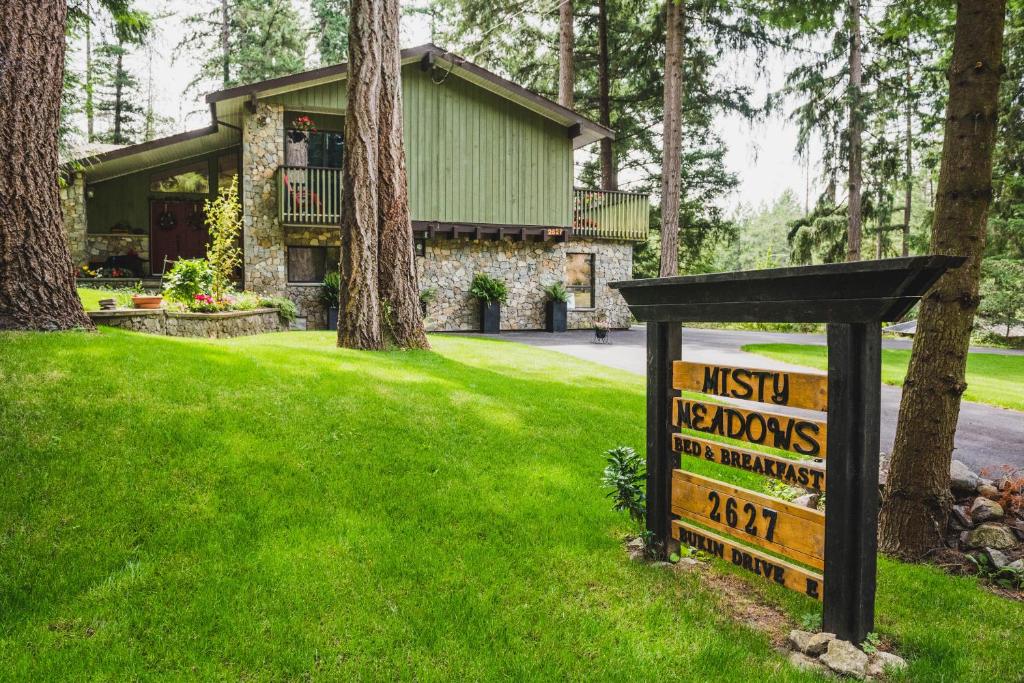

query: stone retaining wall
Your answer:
[85,234,150,271]
[88,308,285,338]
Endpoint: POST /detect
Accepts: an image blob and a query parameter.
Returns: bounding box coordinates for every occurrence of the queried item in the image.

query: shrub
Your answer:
[204,177,243,302]
[320,271,341,309]
[469,273,508,304]
[543,282,569,302]
[978,259,1024,339]
[602,446,654,554]
[258,296,298,324]
[163,259,213,303]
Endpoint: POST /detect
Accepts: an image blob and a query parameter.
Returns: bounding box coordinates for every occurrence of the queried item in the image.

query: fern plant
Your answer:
[470,273,508,304]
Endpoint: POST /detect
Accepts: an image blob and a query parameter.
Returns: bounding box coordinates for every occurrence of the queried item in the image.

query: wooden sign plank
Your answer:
[673,434,826,491]
[673,398,827,458]
[671,470,825,569]
[673,520,823,601]
[673,361,828,412]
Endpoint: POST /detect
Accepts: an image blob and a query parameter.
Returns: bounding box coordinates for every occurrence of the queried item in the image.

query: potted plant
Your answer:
[470,273,508,334]
[320,271,340,331]
[419,287,437,318]
[594,315,610,342]
[543,282,569,333]
[131,293,164,309]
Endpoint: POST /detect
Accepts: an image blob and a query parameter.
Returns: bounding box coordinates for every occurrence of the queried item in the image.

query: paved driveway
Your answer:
[496,326,1024,473]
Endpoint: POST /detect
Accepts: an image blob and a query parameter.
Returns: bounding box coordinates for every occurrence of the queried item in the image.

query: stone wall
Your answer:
[286,284,328,330]
[417,238,633,332]
[84,234,150,271]
[61,173,87,267]
[242,102,287,295]
[87,308,285,338]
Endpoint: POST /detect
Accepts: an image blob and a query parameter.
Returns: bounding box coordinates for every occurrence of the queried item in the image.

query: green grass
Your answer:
[744,343,1024,412]
[1,330,1021,680]
[78,287,137,311]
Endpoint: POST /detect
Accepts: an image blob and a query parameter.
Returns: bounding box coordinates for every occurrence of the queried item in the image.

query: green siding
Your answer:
[269,81,348,111]
[85,149,239,235]
[402,65,573,227]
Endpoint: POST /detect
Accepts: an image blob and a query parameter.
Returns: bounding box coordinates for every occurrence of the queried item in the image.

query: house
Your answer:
[63,44,650,331]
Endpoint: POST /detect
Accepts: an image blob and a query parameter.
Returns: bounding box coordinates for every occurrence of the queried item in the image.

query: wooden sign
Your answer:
[673,361,829,412]
[672,520,823,600]
[672,398,827,458]
[671,470,825,569]
[673,434,826,491]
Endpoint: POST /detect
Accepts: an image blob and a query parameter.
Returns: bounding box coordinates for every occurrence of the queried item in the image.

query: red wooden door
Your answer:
[150,200,208,275]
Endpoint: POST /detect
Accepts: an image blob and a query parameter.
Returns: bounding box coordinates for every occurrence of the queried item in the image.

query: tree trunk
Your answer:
[558,0,574,108]
[879,0,1007,560]
[597,0,617,190]
[903,38,913,258]
[338,0,384,350]
[86,0,94,141]
[659,0,685,277]
[0,0,94,331]
[376,0,429,350]
[846,0,863,262]
[221,0,230,86]
[113,44,124,144]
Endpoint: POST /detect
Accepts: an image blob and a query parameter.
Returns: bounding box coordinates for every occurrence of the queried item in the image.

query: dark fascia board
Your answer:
[204,44,614,141]
[610,255,965,323]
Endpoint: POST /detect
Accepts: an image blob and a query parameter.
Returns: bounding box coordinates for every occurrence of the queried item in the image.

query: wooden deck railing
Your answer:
[573,188,651,241]
[278,166,342,226]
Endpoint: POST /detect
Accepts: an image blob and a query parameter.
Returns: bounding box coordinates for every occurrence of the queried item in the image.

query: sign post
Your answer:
[611,256,963,644]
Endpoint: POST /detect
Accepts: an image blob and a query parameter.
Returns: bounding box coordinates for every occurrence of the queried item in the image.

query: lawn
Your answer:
[1,330,1022,680]
[744,343,1024,412]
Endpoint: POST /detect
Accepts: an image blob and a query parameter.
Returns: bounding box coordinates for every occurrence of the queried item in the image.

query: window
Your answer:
[566,253,595,309]
[150,161,210,194]
[288,246,340,283]
[285,130,344,168]
[217,153,239,191]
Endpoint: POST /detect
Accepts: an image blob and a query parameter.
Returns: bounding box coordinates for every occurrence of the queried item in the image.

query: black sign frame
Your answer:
[611,255,963,644]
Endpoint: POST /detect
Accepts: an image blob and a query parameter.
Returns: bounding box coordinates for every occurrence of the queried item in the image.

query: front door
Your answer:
[150,200,208,276]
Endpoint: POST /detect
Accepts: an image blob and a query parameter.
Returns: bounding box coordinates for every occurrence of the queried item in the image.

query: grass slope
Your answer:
[744,343,1024,412]
[1,330,1021,680]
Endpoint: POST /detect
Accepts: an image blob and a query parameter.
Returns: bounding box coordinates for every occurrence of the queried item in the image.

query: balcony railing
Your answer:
[573,188,650,241]
[278,165,342,226]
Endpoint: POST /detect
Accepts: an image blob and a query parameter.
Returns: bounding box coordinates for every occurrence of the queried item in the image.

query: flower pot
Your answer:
[480,300,501,334]
[327,306,339,331]
[131,295,163,310]
[420,300,429,318]
[595,327,608,340]
[545,300,567,332]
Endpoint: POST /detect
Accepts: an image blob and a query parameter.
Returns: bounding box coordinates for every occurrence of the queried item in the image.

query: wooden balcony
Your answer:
[573,188,650,241]
[278,166,342,226]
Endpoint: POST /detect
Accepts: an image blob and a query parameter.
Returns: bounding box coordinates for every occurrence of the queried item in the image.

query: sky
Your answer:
[70,0,815,215]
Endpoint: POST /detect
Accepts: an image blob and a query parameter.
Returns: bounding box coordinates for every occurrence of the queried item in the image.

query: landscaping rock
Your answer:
[820,639,869,680]
[950,506,973,531]
[867,651,908,678]
[961,523,1018,550]
[977,483,1001,500]
[983,548,1009,569]
[788,630,835,657]
[1007,559,1024,571]
[970,497,1004,524]
[950,460,980,495]
[652,561,673,569]
[793,493,821,509]
[788,651,826,673]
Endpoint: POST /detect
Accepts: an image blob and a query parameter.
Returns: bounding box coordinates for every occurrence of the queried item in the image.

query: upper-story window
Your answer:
[285,114,344,169]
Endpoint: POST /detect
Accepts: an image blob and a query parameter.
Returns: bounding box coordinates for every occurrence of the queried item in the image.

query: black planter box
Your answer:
[545,300,567,332]
[327,306,339,331]
[480,301,501,333]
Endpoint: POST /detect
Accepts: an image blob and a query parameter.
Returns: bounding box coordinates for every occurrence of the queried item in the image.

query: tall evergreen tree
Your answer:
[93,13,151,145]
[312,0,351,66]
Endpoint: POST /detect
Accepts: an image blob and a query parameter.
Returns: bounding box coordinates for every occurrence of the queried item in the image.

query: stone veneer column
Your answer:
[60,172,87,268]
[242,102,287,295]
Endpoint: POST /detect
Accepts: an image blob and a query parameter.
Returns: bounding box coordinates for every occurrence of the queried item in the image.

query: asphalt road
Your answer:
[497,326,1024,473]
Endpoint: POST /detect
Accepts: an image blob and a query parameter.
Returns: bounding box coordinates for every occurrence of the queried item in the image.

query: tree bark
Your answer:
[846,0,863,262]
[659,0,685,277]
[338,0,384,350]
[597,0,617,190]
[879,0,1007,560]
[221,0,230,86]
[903,38,913,258]
[376,0,429,349]
[558,0,574,109]
[0,0,94,331]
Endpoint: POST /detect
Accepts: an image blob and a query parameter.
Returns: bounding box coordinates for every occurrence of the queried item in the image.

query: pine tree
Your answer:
[93,19,150,145]
[311,0,350,66]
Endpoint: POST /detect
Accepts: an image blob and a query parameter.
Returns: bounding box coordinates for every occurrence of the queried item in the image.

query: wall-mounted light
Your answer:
[414,238,426,258]
[86,186,95,199]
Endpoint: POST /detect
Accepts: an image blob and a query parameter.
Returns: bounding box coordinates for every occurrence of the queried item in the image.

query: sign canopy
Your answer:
[610,255,964,323]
